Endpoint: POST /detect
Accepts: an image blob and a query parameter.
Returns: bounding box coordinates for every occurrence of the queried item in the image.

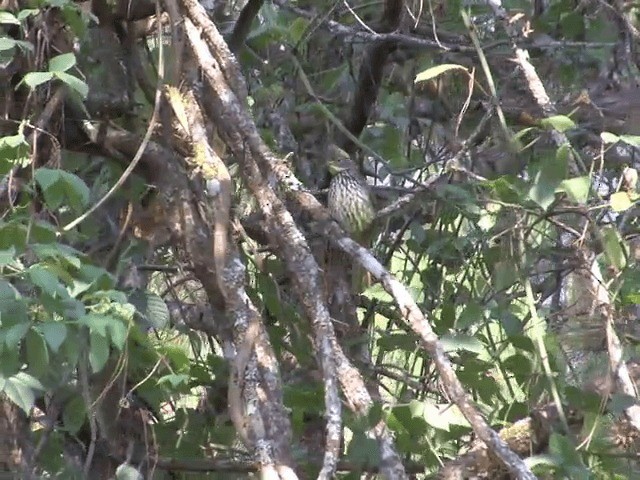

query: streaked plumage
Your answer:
[326,146,375,242]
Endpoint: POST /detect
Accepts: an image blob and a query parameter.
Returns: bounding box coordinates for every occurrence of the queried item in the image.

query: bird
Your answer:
[326,145,376,244]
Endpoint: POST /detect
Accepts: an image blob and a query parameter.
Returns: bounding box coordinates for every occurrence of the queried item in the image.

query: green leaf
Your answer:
[558,176,590,204]
[0,133,27,149]
[618,135,640,147]
[48,52,76,72]
[16,9,39,21]
[31,243,82,269]
[421,401,469,430]
[25,329,49,377]
[78,313,109,337]
[62,394,87,434]
[539,115,576,132]
[376,333,417,351]
[59,170,90,210]
[600,131,619,144]
[415,63,467,83]
[34,168,64,210]
[287,17,309,45]
[0,371,43,413]
[601,226,627,271]
[440,334,486,355]
[128,291,169,330]
[22,71,54,89]
[0,11,20,24]
[38,323,67,352]
[4,323,29,348]
[89,332,109,373]
[0,37,16,51]
[28,265,67,297]
[528,146,569,209]
[457,302,484,329]
[608,393,637,414]
[610,191,634,212]
[345,433,380,467]
[0,247,16,267]
[107,319,127,351]
[34,167,60,190]
[157,373,190,388]
[54,71,89,99]
[115,463,143,480]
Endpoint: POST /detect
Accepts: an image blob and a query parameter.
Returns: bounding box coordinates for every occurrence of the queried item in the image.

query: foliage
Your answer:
[1,0,640,479]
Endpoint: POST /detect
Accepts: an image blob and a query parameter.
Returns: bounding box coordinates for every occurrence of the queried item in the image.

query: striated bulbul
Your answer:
[326,145,375,244]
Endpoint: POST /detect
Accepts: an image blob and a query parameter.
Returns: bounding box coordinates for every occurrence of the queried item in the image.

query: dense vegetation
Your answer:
[1,0,640,478]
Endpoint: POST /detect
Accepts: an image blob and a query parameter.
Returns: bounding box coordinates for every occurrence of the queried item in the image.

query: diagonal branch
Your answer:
[180,2,409,477]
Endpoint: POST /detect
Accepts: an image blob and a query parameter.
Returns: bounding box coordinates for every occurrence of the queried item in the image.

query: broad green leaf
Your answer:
[0,372,43,413]
[421,401,470,430]
[48,52,76,72]
[22,71,54,89]
[558,176,590,204]
[25,329,49,377]
[78,313,110,337]
[0,132,28,148]
[55,71,88,99]
[0,11,19,24]
[16,9,39,21]
[157,374,190,388]
[528,146,569,209]
[28,265,66,297]
[38,323,67,352]
[415,63,467,83]
[376,333,417,351]
[115,463,143,480]
[287,17,309,45]
[457,302,484,329]
[610,191,634,212]
[619,135,640,147]
[107,319,127,351]
[62,394,86,434]
[0,37,16,51]
[128,291,169,330]
[4,322,29,348]
[0,247,16,267]
[59,170,90,210]
[345,433,380,467]
[31,243,82,269]
[601,226,627,271]
[608,393,637,414]
[440,334,486,355]
[89,332,109,373]
[600,131,619,144]
[539,115,575,132]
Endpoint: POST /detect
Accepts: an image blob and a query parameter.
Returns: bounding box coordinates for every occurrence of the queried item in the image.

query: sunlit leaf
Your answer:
[558,176,590,204]
[539,115,576,132]
[415,63,467,83]
[48,52,76,72]
[610,191,634,212]
[600,131,619,144]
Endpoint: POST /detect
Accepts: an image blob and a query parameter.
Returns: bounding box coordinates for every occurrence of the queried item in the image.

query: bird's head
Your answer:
[327,144,355,175]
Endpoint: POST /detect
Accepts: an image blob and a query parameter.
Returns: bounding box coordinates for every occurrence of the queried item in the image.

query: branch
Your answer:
[339,0,403,152]
[180,2,407,477]
[228,0,264,53]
